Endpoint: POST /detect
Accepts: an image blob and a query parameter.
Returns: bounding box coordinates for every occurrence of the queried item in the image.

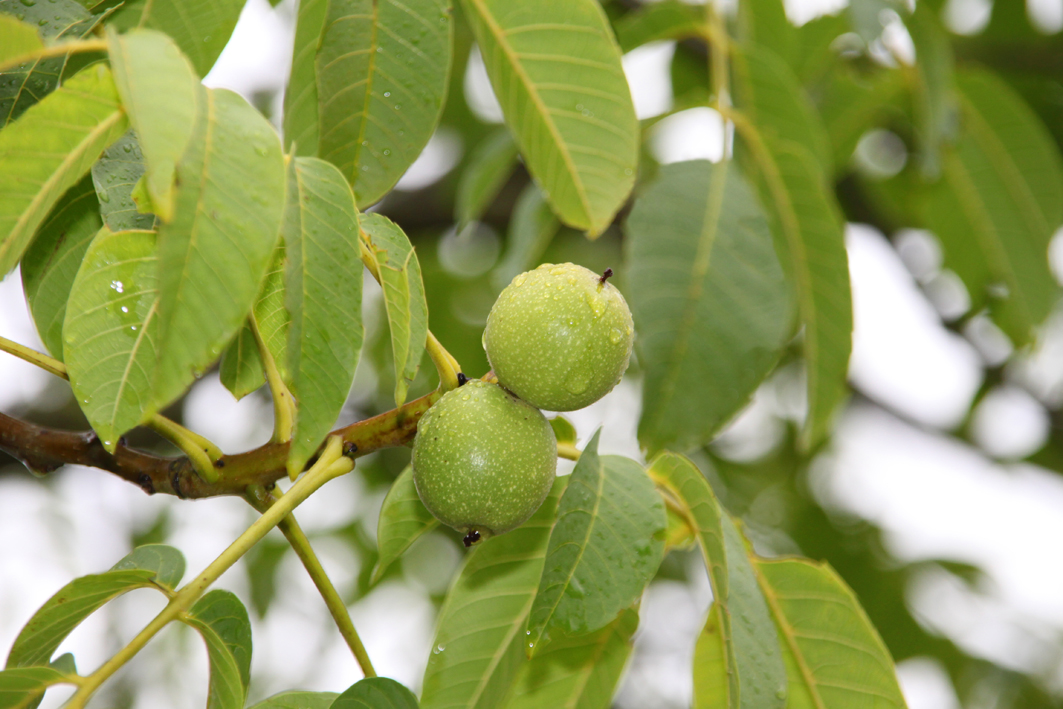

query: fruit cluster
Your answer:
[412,263,634,545]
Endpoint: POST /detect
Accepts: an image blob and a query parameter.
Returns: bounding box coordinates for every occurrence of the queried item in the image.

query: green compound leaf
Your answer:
[624,160,793,455]
[0,666,76,709]
[220,243,289,400]
[6,544,184,669]
[505,607,637,709]
[733,44,831,175]
[614,0,705,53]
[372,465,439,585]
[316,0,452,207]
[105,0,244,78]
[247,692,339,709]
[332,677,419,709]
[461,0,638,236]
[284,0,327,157]
[421,479,565,709]
[184,590,253,709]
[527,431,665,652]
[455,129,518,231]
[284,156,364,477]
[0,0,100,127]
[360,212,427,407]
[20,175,101,360]
[63,227,159,452]
[91,128,156,231]
[651,452,787,709]
[491,182,560,291]
[755,558,907,709]
[0,63,127,278]
[151,87,286,413]
[0,15,42,67]
[920,69,1063,346]
[106,28,201,223]
[742,136,851,451]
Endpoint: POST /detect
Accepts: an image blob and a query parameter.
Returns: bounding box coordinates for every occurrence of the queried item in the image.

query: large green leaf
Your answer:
[527,431,665,651]
[732,44,831,175]
[421,479,564,709]
[692,604,728,709]
[247,692,338,709]
[624,160,792,455]
[220,242,289,400]
[651,452,786,709]
[506,608,637,709]
[737,0,796,69]
[0,0,99,126]
[90,128,156,231]
[455,129,518,231]
[741,136,851,451]
[0,16,42,67]
[6,545,184,668]
[105,0,244,77]
[284,156,363,476]
[332,677,419,709]
[360,213,427,407]
[106,28,201,223]
[755,559,907,709]
[613,0,704,53]
[63,227,159,452]
[0,666,75,709]
[920,69,1063,345]
[491,183,559,291]
[283,0,328,157]
[151,87,286,412]
[0,64,127,277]
[371,465,439,585]
[462,0,638,236]
[907,3,954,177]
[316,0,452,207]
[20,175,101,359]
[183,590,253,709]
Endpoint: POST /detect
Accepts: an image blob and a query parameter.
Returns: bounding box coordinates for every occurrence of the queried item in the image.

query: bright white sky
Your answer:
[2,1,1063,707]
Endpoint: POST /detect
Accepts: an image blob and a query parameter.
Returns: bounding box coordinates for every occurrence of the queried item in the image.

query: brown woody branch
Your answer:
[0,390,439,499]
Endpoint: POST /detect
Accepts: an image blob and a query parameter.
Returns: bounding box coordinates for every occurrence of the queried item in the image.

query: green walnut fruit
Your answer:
[484,263,634,412]
[412,380,557,545]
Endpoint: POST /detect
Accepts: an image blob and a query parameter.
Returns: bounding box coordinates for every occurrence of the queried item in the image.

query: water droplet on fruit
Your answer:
[566,373,589,395]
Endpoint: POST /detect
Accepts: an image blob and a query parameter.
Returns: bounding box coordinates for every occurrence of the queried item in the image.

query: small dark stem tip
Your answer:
[463,530,481,547]
[457,373,468,386]
[343,441,358,457]
[599,268,613,285]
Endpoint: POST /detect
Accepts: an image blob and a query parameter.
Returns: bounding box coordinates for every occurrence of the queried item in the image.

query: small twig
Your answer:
[557,442,581,461]
[65,437,354,709]
[245,486,377,678]
[0,335,67,379]
[248,313,296,450]
[144,414,220,484]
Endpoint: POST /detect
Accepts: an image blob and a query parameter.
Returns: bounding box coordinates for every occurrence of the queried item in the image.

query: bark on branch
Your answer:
[0,390,439,499]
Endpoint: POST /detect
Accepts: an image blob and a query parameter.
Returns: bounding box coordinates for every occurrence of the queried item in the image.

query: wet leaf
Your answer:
[91,129,156,231]
[527,431,665,651]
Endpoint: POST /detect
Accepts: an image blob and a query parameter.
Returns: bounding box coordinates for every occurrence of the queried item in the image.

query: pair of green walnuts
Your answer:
[412,263,634,545]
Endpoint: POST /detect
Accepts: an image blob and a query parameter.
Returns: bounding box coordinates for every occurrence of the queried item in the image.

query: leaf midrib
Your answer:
[464,0,593,226]
[1,107,124,267]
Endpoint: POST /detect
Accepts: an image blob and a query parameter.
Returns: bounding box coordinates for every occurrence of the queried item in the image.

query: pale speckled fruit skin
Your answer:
[484,263,634,412]
[412,380,557,537]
